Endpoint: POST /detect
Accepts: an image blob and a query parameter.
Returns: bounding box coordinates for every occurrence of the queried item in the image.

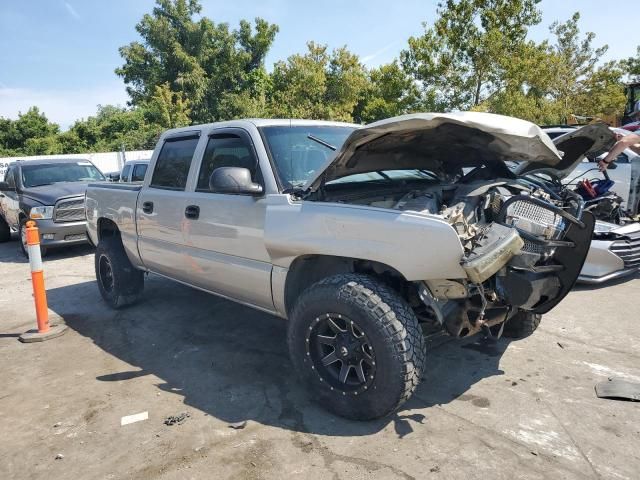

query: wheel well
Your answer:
[97,218,121,241]
[283,255,412,315]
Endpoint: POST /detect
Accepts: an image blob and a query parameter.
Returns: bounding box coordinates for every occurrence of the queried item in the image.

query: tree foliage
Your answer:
[115,0,278,123]
[402,0,542,110]
[2,0,635,159]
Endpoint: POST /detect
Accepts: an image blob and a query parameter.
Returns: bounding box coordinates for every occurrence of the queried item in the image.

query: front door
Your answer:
[181,128,274,310]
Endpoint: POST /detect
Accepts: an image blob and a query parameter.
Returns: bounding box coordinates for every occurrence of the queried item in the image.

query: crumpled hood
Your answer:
[304,112,563,192]
[23,182,91,205]
[516,123,616,179]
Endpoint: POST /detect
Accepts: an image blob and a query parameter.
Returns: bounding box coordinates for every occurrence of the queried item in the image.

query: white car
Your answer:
[542,126,640,284]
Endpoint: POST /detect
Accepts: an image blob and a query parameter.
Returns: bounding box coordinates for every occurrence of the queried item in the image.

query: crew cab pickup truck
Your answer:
[0,158,105,255]
[86,113,611,420]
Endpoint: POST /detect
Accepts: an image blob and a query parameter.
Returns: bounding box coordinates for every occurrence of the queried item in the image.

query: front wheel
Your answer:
[95,237,144,309]
[502,310,541,339]
[19,219,47,258]
[288,274,426,420]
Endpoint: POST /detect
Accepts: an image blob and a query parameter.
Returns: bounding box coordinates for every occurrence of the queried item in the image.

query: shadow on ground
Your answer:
[46,275,511,438]
[0,235,93,264]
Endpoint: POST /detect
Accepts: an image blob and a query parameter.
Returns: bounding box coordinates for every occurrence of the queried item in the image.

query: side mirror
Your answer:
[0,181,11,191]
[209,167,263,195]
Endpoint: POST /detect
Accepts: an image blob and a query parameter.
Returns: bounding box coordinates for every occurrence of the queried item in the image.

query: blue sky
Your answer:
[0,0,637,129]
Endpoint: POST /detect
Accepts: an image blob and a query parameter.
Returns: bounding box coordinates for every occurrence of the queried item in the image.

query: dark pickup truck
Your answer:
[0,158,106,255]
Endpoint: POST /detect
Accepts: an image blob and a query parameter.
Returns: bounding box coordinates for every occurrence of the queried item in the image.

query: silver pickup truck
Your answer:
[85,113,610,420]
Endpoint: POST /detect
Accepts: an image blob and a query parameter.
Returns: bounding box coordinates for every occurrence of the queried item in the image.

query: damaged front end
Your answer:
[422,183,595,338]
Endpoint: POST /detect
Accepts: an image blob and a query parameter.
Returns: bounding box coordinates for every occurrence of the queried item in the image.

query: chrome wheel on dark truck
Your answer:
[288,274,426,420]
[95,237,144,309]
[19,218,46,258]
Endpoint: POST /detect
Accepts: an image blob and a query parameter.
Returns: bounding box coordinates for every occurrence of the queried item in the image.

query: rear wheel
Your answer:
[502,310,541,339]
[288,274,426,420]
[0,217,10,243]
[95,236,144,309]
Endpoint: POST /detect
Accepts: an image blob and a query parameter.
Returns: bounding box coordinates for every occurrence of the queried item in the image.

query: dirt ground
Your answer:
[1,240,639,480]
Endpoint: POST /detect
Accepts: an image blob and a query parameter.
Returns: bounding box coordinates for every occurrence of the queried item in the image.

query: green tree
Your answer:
[0,107,61,155]
[547,12,614,121]
[402,0,542,110]
[61,105,164,153]
[116,0,278,123]
[142,82,191,128]
[355,61,421,123]
[269,42,369,122]
[624,46,640,82]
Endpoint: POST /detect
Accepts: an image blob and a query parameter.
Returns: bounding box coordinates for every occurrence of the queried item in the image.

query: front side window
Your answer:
[132,163,148,182]
[150,136,199,190]
[21,161,105,188]
[260,126,355,189]
[196,134,259,192]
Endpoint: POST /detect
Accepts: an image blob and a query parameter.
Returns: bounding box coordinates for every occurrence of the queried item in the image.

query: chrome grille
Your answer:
[54,197,85,223]
[610,230,640,269]
[505,199,566,253]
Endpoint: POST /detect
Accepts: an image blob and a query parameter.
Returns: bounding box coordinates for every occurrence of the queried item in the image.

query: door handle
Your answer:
[142,201,154,214]
[185,205,200,219]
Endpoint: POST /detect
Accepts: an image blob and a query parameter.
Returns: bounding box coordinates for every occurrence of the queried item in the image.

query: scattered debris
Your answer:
[164,412,190,426]
[557,342,565,349]
[120,411,149,426]
[53,422,62,428]
[430,465,440,473]
[228,420,247,430]
[595,377,640,402]
[55,453,64,460]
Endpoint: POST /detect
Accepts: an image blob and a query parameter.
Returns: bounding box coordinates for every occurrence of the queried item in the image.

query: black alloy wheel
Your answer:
[306,313,376,395]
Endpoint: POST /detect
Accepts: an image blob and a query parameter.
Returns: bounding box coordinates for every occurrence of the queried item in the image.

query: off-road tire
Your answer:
[288,273,426,420]
[0,216,10,242]
[503,310,541,339]
[19,218,47,258]
[95,236,144,309]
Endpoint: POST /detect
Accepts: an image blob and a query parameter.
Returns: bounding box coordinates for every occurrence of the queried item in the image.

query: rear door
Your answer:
[181,128,274,310]
[137,132,202,281]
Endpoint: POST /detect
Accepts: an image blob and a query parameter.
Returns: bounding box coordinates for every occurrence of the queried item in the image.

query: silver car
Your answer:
[579,221,640,283]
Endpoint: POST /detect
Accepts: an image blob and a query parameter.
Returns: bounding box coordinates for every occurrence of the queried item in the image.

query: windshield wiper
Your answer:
[307,134,336,151]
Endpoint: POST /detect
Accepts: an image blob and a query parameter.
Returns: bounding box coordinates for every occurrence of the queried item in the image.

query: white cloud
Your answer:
[63,1,81,21]
[361,41,401,67]
[0,84,130,130]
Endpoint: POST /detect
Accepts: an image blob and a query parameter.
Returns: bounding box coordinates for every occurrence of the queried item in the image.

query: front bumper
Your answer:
[578,223,640,284]
[35,219,89,248]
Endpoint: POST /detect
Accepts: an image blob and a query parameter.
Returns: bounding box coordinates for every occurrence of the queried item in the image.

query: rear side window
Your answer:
[121,164,132,182]
[196,134,259,191]
[150,136,199,190]
[132,163,148,182]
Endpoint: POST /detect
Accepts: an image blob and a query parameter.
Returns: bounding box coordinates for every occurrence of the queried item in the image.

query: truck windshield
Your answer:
[260,125,355,189]
[21,161,105,187]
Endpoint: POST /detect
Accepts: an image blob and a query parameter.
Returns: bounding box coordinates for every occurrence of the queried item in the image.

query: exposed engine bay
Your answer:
[318,172,593,339]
